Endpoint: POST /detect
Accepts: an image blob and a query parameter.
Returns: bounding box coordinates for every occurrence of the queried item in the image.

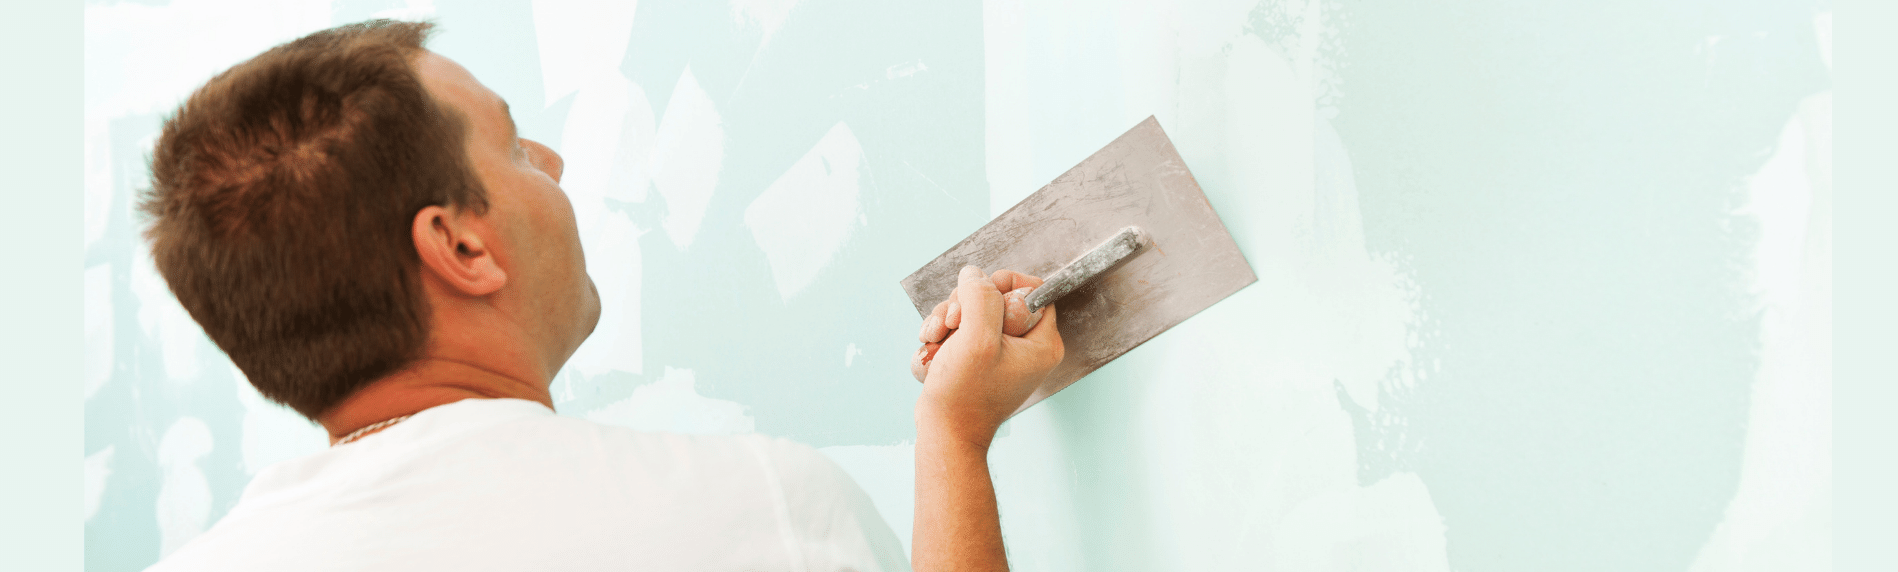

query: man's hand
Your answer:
[911,268,1051,382]
[910,266,1063,572]
[913,266,1064,449]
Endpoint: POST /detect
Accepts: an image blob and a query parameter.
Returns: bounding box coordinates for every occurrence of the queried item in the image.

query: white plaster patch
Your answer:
[743,122,865,301]
[130,245,206,383]
[531,0,640,106]
[1312,117,1420,413]
[156,416,214,558]
[84,117,112,251]
[559,71,647,235]
[844,342,863,367]
[557,67,724,253]
[581,367,755,434]
[85,264,114,401]
[652,68,727,249]
[233,364,326,475]
[568,210,645,378]
[1688,87,1832,572]
[819,443,916,555]
[84,446,116,523]
[84,0,332,119]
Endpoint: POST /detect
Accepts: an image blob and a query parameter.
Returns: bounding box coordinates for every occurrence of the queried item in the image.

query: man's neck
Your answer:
[319,358,554,445]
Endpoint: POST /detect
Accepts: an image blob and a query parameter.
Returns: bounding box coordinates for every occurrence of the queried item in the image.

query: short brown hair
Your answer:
[141,19,487,419]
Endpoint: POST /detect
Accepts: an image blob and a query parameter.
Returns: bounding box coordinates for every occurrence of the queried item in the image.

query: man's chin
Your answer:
[582,280,602,337]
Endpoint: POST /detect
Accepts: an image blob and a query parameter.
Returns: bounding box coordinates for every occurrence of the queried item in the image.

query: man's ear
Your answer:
[412,205,507,296]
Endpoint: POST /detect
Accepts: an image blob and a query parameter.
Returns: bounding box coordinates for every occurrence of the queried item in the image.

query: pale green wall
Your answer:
[84,1,1831,570]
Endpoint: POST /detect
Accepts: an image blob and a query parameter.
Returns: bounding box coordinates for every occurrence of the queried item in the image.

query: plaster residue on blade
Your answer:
[900,117,1257,414]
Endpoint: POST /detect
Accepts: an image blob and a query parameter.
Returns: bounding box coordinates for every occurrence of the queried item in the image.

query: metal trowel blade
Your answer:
[900,116,1257,416]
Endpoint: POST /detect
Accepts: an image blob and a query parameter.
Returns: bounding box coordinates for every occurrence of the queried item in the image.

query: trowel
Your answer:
[900,116,1257,416]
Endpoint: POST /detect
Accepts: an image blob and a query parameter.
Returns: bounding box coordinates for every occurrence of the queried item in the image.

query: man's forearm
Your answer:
[912,419,1008,572]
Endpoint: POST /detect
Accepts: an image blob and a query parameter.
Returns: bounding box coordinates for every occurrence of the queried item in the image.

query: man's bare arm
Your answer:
[911,267,1064,572]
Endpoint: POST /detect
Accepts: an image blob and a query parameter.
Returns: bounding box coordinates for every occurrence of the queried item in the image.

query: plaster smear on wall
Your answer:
[530,0,638,106]
[551,66,648,379]
[554,65,643,226]
[130,239,208,384]
[650,69,729,250]
[156,417,215,558]
[85,117,113,250]
[85,446,116,523]
[744,122,867,301]
[550,59,721,381]
[85,264,114,400]
[582,367,756,435]
[556,72,646,378]
[568,210,647,379]
[978,1,1446,569]
[1688,41,1833,570]
[83,0,333,120]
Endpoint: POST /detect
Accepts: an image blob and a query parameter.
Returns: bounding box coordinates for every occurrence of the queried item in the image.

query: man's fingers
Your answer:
[911,342,941,382]
[945,300,961,330]
[988,270,1015,293]
[1020,303,1063,365]
[954,266,1003,340]
[1001,288,1035,336]
[988,269,1045,293]
[919,314,949,343]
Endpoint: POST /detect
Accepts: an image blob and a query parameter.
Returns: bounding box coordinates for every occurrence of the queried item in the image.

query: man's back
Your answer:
[148,398,908,572]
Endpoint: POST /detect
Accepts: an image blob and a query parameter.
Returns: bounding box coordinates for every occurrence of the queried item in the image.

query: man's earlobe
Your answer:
[412,205,507,296]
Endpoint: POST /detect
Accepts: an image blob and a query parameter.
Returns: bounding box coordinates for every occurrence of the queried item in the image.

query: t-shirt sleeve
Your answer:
[760,436,912,572]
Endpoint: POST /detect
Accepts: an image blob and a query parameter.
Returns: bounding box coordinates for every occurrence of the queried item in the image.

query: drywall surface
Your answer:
[83,0,1830,570]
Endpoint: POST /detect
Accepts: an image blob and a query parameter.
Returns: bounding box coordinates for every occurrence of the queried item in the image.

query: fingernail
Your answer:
[960,265,984,281]
[919,315,941,343]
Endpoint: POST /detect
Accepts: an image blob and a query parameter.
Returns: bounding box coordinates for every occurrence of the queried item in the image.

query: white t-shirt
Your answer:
[146,398,909,572]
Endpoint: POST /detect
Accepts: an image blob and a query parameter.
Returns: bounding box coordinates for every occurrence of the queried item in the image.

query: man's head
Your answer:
[142,20,599,419]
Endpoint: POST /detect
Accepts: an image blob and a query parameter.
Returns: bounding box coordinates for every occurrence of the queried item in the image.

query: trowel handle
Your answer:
[912,226,1145,383]
[1023,226,1146,312]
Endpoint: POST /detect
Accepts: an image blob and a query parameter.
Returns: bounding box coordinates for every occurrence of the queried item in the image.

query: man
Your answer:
[140,20,1062,571]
